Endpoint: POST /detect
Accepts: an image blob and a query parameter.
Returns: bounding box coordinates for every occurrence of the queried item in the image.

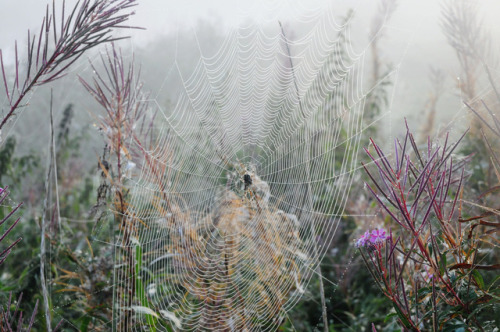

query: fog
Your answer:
[1,0,500,156]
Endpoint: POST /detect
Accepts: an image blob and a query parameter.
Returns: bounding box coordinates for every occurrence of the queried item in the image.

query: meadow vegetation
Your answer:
[0,0,498,331]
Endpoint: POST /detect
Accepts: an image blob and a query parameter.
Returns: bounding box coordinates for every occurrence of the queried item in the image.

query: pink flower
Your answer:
[369,229,387,244]
[355,238,365,247]
[355,230,371,247]
[355,229,388,248]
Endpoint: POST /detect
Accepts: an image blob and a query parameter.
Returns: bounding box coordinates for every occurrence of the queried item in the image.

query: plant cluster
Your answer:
[359,123,499,331]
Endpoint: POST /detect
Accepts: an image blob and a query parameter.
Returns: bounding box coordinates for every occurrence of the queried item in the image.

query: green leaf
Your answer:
[384,312,398,323]
[135,243,142,276]
[467,303,488,319]
[417,286,432,297]
[131,305,159,331]
[442,322,467,332]
[133,242,158,330]
[439,253,447,276]
[392,304,411,328]
[472,270,485,289]
[80,316,91,332]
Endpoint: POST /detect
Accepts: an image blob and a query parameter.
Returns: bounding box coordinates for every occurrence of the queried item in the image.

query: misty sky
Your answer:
[2,0,500,47]
[1,0,500,141]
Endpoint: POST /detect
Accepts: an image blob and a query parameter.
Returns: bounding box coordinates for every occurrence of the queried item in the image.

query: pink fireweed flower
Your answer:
[369,229,387,244]
[355,229,388,248]
[355,230,371,247]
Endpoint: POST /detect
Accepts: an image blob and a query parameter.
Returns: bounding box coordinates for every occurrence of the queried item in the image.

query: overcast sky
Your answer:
[1,0,500,140]
[2,0,499,49]
[2,0,499,72]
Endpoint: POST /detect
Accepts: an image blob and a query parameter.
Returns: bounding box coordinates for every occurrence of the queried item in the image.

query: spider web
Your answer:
[111,4,382,331]
[0,1,407,331]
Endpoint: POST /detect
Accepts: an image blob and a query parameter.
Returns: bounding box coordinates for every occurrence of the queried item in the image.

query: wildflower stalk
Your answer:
[80,44,150,331]
[357,122,498,330]
[0,0,138,131]
[0,185,41,331]
[0,188,22,265]
[0,293,39,331]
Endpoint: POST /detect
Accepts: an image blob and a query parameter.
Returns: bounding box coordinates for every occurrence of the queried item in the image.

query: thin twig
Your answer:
[40,90,56,332]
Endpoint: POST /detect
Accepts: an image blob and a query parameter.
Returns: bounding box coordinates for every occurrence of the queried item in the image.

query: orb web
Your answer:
[116,7,373,331]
